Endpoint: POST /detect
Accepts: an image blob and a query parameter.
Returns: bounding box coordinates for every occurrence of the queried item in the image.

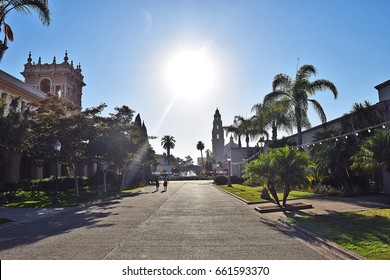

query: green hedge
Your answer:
[0,176,90,200]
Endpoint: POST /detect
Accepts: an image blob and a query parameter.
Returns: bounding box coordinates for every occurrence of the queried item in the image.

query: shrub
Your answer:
[313,184,346,197]
[230,175,241,184]
[214,175,228,185]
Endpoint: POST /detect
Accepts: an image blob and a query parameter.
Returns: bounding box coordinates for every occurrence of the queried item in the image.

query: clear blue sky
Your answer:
[2,0,390,161]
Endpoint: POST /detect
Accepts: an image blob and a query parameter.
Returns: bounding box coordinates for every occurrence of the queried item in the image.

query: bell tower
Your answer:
[21,51,86,108]
[212,108,225,163]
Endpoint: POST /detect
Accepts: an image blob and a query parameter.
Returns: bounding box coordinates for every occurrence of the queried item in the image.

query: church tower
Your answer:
[21,51,86,108]
[212,108,225,163]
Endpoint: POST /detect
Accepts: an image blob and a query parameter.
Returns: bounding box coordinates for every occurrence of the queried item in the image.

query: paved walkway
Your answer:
[1,181,389,259]
[0,181,328,260]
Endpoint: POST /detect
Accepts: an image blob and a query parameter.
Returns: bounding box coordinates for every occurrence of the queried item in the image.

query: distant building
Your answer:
[211,108,225,163]
[211,108,259,177]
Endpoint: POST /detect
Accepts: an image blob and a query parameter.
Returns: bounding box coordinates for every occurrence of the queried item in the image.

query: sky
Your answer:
[1,0,390,162]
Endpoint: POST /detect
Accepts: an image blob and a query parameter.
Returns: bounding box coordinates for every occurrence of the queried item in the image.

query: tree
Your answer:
[264,64,338,145]
[184,155,194,166]
[244,147,314,207]
[24,93,104,196]
[309,128,355,192]
[0,96,29,182]
[252,100,293,142]
[351,129,390,173]
[0,0,50,60]
[244,152,282,207]
[196,141,205,168]
[161,135,175,165]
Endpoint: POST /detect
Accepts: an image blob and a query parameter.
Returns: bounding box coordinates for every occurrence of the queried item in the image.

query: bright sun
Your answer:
[165,49,216,99]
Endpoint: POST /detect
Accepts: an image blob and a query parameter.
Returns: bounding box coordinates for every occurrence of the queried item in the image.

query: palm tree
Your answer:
[196,141,205,169]
[264,64,338,145]
[0,0,50,60]
[351,129,390,173]
[223,119,242,147]
[272,147,314,206]
[252,101,293,141]
[341,101,382,138]
[161,135,175,165]
[309,128,355,192]
[244,152,282,207]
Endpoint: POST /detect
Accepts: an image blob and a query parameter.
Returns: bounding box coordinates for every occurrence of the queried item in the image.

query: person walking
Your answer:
[155,176,160,191]
[163,175,168,191]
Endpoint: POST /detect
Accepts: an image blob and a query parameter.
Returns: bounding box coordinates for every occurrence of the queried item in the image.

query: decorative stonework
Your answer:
[21,51,86,108]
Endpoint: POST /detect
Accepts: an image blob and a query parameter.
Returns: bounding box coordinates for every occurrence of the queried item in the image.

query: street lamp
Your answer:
[258,137,265,149]
[53,139,61,204]
[227,157,232,187]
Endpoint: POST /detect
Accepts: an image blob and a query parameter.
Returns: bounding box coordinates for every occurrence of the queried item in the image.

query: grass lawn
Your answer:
[217,184,317,203]
[288,208,390,260]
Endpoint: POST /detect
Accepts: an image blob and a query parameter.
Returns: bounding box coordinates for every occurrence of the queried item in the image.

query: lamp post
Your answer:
[258,137,265,150]
[227,156,232,187]
[53,139,61,204]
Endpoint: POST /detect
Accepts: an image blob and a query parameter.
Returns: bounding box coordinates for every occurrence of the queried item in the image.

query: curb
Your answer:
[276,218,365,260]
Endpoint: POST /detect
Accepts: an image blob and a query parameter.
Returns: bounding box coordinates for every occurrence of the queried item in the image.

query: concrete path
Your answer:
[0,181,326,260]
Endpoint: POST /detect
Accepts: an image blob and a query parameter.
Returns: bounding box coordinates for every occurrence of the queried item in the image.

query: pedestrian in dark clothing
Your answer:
[163,176,168,191]
[155,176,160,191]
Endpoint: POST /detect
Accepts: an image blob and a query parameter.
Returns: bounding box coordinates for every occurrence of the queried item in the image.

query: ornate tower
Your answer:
[21,51,86,108]
[212,108,225,163]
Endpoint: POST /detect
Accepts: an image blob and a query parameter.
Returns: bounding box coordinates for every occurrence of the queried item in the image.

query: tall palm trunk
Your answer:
[295,107,303,146]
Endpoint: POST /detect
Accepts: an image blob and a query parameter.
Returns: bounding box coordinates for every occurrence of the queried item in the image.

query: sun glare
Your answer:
[165,49,216,99]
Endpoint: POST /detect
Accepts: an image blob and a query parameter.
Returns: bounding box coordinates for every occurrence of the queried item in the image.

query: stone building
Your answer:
[21,51,85,108]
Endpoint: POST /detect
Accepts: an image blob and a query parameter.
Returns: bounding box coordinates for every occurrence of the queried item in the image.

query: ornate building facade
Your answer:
[1,52,84,183]
[21,51,85,108]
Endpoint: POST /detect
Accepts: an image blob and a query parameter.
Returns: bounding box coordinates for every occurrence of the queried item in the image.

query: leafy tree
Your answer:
[196,141,205,168]
[24,93,105,196]
[184,155,194,166]
[264,64,338,145]
[24,93,79,168]
[0,0,50,60]
[105,106,139,189]
[161,135,175,165]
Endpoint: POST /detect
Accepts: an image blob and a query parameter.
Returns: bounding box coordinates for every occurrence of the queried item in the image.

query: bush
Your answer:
[313,184,346,197]
[230,175,242,184]
[214,175,228,185]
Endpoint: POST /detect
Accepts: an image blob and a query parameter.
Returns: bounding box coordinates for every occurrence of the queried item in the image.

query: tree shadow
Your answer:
[0,203,117,252]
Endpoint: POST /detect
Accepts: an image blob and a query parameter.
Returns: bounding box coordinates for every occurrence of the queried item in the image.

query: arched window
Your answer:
[217,134,220,139]
[40,78,51,93]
